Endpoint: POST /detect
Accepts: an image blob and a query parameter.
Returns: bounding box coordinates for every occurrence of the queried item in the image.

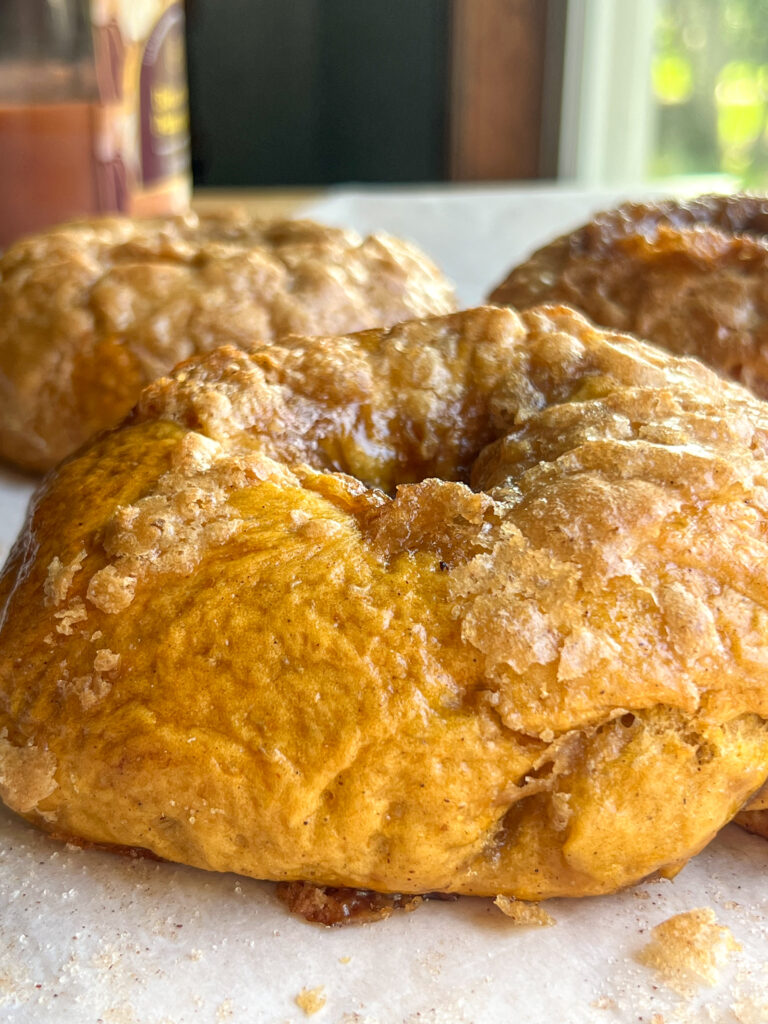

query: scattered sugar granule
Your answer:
[591,996,617,1010]
[493,895,556,927]
[636,907,741,995]
[54,599,88,635]
[295,986,326,1016]
[44,549,87,606]
[93,648,121,673]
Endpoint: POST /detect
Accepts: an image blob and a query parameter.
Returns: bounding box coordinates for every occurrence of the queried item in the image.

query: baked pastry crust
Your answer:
[488,193,768,399]
[2,305,768,899]
[0,211,456,472]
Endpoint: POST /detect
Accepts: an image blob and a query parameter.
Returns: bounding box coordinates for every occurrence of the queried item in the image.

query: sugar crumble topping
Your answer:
[60,648,121,710]
[94,649,121,674]
[53,599,88,636]
[0,728,57,813]
[85,432,297,614]
[44,549,87,606]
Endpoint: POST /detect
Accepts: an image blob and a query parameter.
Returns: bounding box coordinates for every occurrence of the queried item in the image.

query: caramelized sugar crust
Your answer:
[489,193,768,399]
[0,211,456,471]
[2,305,768,899]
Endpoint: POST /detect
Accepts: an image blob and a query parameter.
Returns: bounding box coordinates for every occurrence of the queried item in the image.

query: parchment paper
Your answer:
[2,185,767,1024]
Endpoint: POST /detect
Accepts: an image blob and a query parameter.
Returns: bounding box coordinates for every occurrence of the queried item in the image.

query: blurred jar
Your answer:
[0,0,191,249]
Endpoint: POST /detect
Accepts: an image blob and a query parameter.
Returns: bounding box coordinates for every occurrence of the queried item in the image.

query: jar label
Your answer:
[91,0,191,218]
[139,3,189,186]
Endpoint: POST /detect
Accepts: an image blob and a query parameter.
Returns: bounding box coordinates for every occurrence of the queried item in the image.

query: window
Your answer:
[652,0,768,187]
[560,0,768,188]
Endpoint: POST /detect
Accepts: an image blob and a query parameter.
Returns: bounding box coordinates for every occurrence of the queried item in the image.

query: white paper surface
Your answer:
[2,185,768,1024]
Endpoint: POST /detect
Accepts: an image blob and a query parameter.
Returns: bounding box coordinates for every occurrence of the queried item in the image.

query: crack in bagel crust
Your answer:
[1,305,768,899]
[0,211,456,471]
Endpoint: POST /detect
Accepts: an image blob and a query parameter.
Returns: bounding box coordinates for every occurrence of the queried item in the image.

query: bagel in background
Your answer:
[736,783,768,839]
[2,304,768,901]
[488,193,768,400]
[488,193,768,844]
[0,211,456,472]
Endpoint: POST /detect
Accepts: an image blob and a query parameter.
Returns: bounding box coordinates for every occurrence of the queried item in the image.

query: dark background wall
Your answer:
[185,0,450,186]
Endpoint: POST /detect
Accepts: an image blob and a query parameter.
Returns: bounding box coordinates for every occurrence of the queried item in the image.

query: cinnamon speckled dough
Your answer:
[0,211,456,472]
[2,305,768,899]
[488,193,768,399]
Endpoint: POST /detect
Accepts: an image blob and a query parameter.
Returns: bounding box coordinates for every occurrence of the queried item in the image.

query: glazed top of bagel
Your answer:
[1,305,768,899]
[0,210,456,471]
[492,193,768,282]
[488,193,768,400]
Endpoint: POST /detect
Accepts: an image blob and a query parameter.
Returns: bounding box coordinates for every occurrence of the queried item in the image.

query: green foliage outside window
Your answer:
[651,0,768,185]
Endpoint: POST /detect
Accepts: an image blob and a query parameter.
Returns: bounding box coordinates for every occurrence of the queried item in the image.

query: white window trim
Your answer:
[559,0,659,185]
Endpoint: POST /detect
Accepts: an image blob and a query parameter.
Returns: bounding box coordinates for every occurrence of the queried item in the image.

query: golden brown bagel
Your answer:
[0,211,456,472]
[488,193,768,399]
[735,782,768,838]
[2,305,768,900]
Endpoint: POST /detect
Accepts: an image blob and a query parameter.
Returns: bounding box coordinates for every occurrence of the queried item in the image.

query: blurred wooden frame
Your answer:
[449,0,566,181]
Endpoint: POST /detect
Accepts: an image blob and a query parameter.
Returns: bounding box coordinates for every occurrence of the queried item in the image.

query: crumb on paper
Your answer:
[216,998,234,1020]
[731,997,768,1023]
[100,1004,139,1024]
[493,894,555,927]
[0,959,32,1004]
[338,956,351,964]
[92,946,121,971]
[419,949,445,978]
[591,996,617,1010]
[295,986,326,1016]
[636,907,741,995]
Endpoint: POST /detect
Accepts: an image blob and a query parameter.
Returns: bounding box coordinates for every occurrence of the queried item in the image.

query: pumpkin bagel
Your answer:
[489,193,768,399]
[0,211,455,472]
[2,304,768,900]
